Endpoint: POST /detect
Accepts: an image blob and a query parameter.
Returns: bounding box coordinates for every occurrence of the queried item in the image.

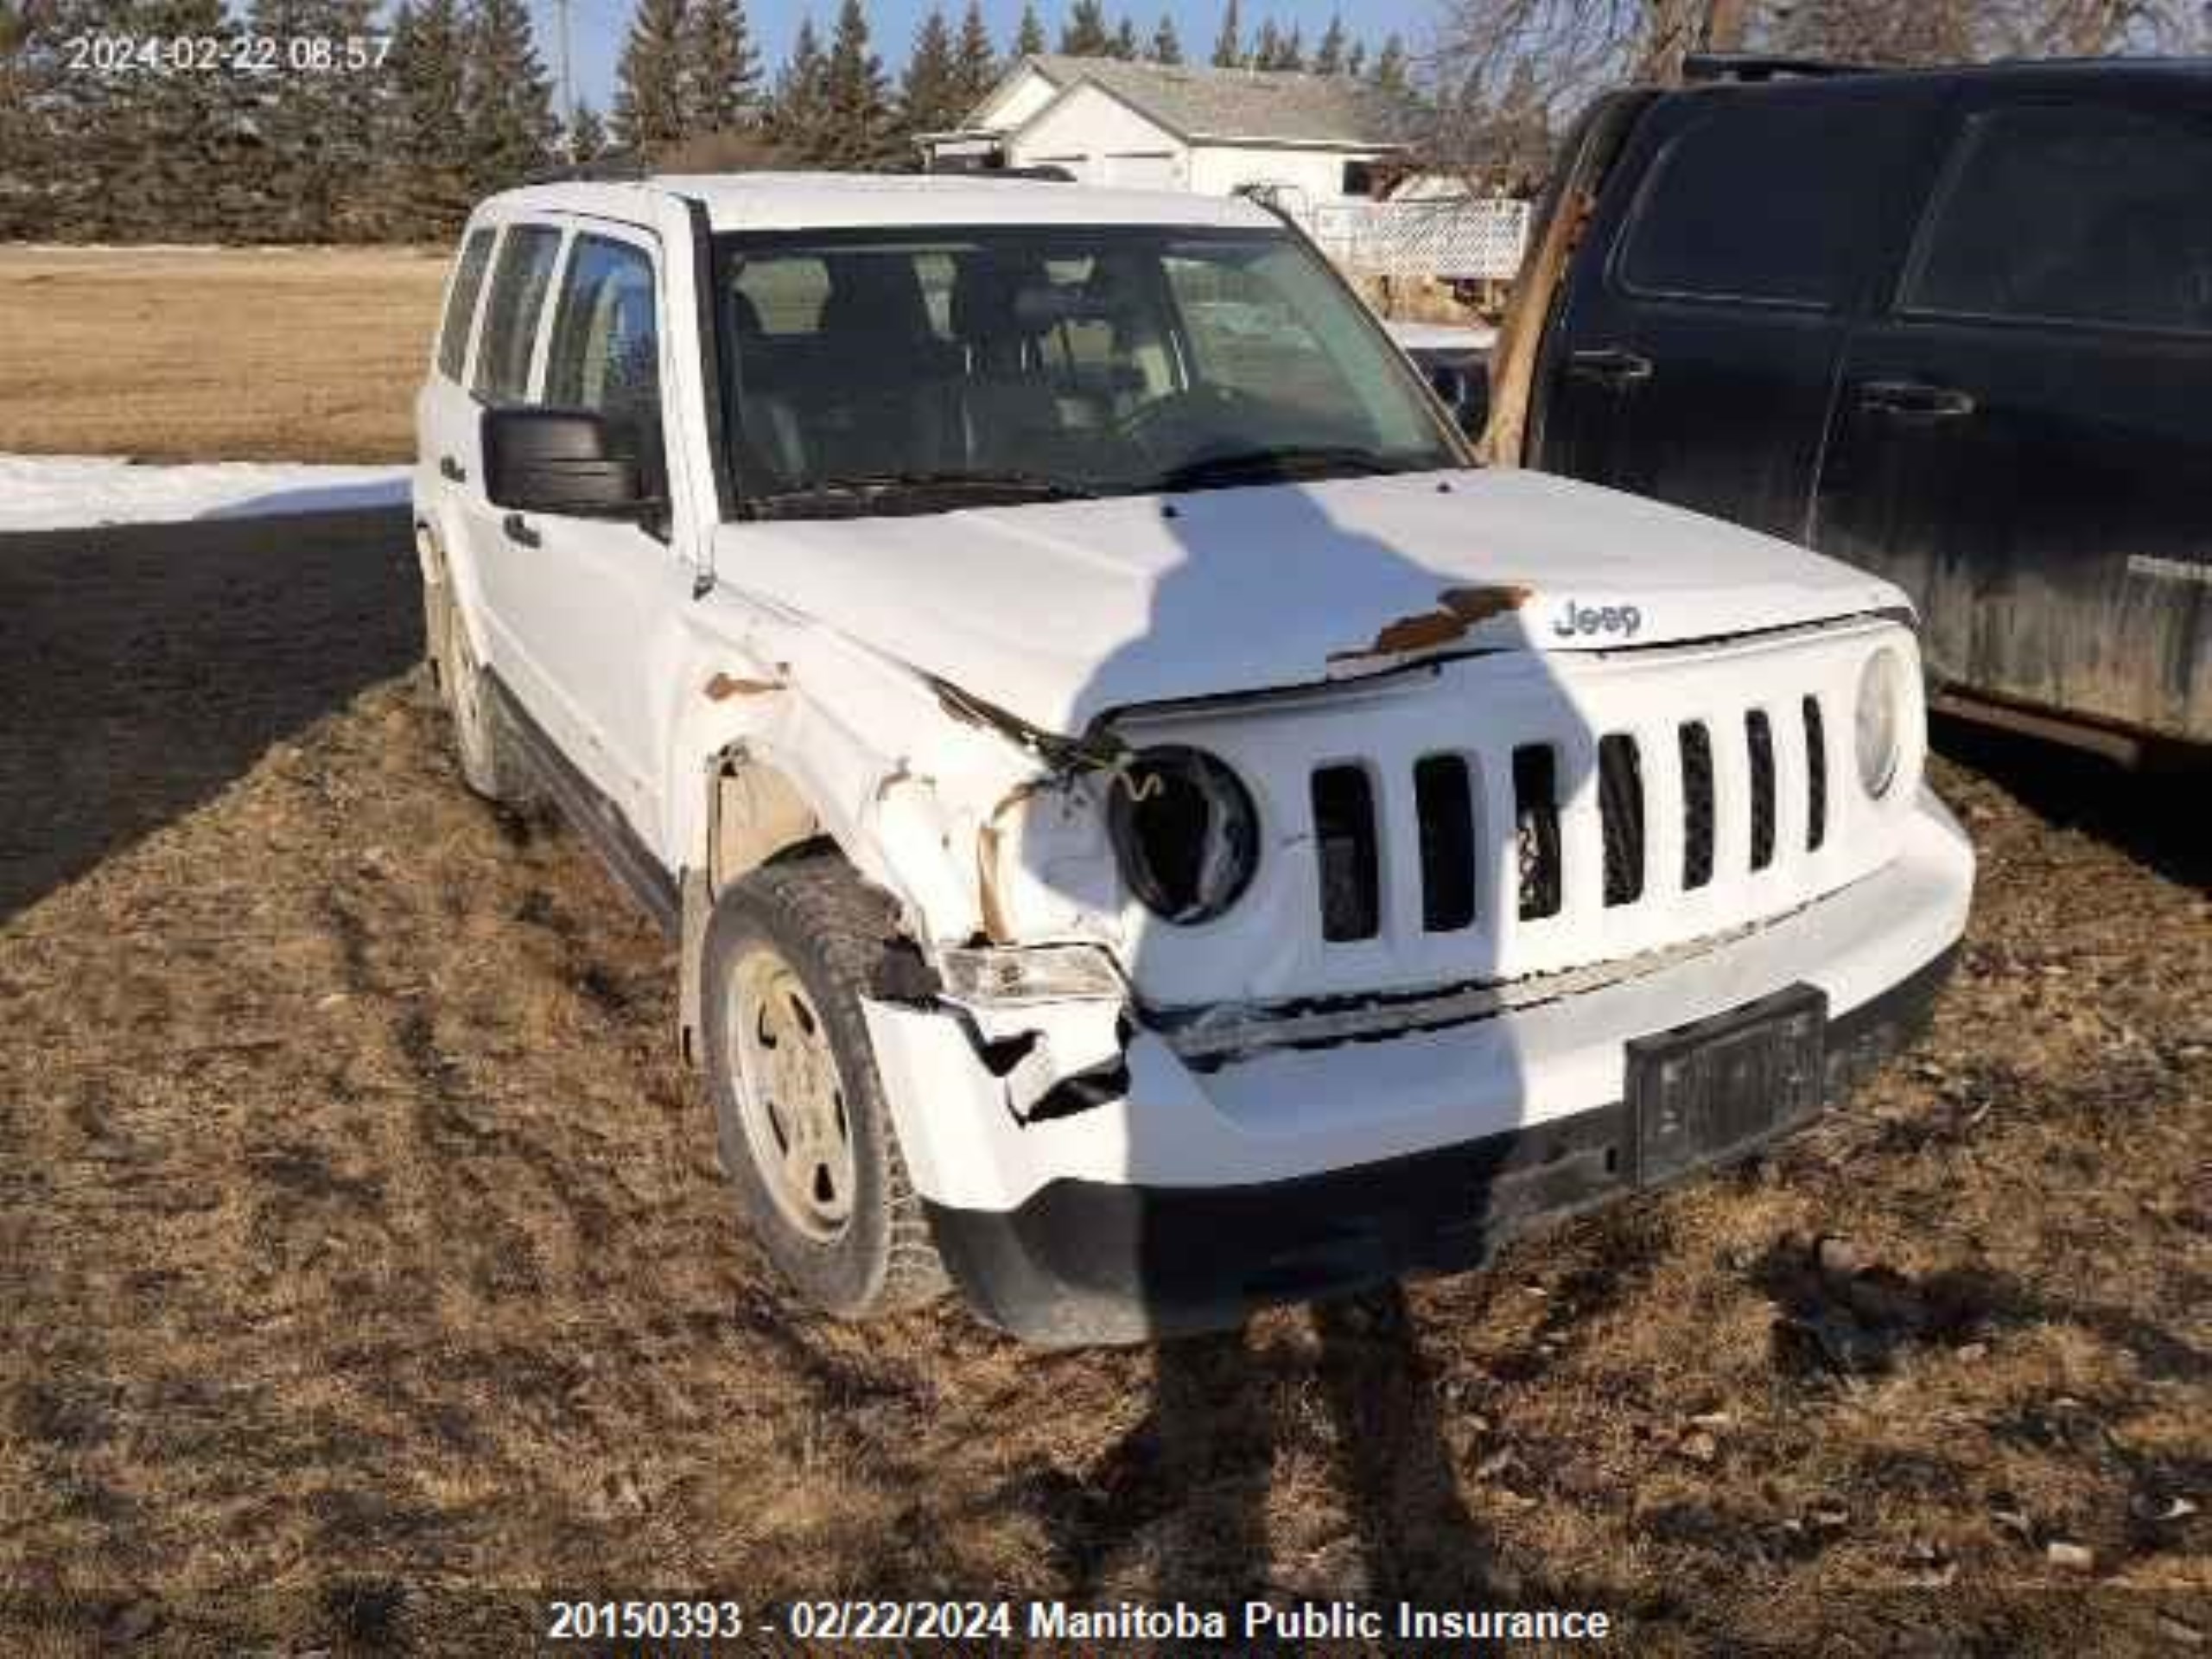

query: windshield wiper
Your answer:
[746,469,1098,518]
[1153,446,1415,493]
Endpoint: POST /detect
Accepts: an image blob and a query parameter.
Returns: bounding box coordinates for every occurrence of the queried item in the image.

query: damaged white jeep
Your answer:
[414,175,1974,1344]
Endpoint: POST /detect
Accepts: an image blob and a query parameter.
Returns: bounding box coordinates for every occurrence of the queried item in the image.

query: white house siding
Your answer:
[976,67,1065,132]
[1185,143,1389,209]
[1007,82,1192,189]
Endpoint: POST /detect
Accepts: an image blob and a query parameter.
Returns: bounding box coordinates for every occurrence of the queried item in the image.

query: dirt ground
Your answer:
[0,247,446,462]
[0,508,2206,1656]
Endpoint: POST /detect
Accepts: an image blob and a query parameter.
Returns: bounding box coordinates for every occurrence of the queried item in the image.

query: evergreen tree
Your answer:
[898,6,960,141]
[1014,2,1046,56]
[1251,17,1282,66]
[1109,15,1139,55]
[766,13,829,152]
[1148,12,1181,60]
[568,99,608,160]
[1059,0,1113,54]
[1312,13,1346,72]
[465,0,557,194]
[684,0,761,133]
[118,0,253,238]
[1210,0,1241,66]
[951,0,997,107]
[819,0,889,166]
[613,0,690,150]
[245,0,383,239]
[1279,22,1304,67]
[1344,36,1365,75]
[1368,31,1407,91]
[385,0,472,232]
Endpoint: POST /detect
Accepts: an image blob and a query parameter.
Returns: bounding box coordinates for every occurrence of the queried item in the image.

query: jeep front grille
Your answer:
[1306,697,1836,946]
[1112,618,1918,1012]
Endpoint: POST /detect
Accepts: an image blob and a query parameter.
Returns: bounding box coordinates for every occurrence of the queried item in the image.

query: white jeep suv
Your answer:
[414,174,1974,1344]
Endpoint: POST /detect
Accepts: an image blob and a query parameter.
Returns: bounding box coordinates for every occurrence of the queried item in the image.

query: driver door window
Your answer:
[544,234,666,497]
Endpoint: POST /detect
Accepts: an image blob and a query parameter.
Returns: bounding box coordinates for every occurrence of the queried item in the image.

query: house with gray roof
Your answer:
[918,54,1423,209]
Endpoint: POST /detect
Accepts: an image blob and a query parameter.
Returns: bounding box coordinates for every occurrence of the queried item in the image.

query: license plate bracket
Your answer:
[1629,985,1827,1186]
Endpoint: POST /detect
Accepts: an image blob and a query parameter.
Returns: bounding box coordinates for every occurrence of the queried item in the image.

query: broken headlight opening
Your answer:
[938,943,1125,1005]
[1107,744,1261,925]
[1856,644,1907,798]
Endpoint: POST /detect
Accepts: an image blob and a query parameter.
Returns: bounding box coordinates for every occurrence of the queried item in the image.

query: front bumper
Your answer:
[862,792,1974,1345]
[923,946,1954,1344]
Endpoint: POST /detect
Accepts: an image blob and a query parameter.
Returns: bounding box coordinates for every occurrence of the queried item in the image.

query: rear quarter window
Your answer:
[1902,104,2212,337]
[473,224,564,404]
[1614,99,1913,309]
[435,227,496,381]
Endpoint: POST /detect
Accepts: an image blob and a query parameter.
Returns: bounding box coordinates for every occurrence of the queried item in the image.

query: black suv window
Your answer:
[1616,101,1902,308]
[473,224,563,404]
[436,227,495,381]
[1904,105,2212,336]
[545,235,665,489]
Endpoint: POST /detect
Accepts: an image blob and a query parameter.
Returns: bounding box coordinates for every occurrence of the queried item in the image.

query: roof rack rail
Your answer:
[1681,52,1870,83]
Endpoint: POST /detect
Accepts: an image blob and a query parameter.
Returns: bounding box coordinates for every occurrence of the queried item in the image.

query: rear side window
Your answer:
[1903,105,2212,336]
[436,228,495,381]
[546,235,664,483]
[1615,101,1906,308]
[473,225,563,404]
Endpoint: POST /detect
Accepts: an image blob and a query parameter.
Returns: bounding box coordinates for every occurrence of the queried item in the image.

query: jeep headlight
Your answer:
[1107,745,1259,925]
[1855,645,1908,798]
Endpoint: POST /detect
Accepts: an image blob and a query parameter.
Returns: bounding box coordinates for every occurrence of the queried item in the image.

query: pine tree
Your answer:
[1148,12,1181,61]
[245,0,383,240]
[614,0,690,151]
[1251,17,1282,67]
[465,0,558,194]
[1344,36,1365,76]
[1312,13,1346,73]
[819,0,889,167]
[1014,2,1046,56]
[684,0,760,133]
[1279,23,1304,68]
[767,14,829,153]
[898,6,960,143]
[385,0,472,232]
[951,0,997,108]
[1210,0,1241,67]
[118,0,251,238]
[569,99,608,160]
[1059,0,1113,54]
[1110,16,1138,56]
[1368,31,1406,92]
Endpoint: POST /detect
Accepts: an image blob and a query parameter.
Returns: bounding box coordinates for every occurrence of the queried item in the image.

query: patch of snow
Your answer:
[1385,321,1498,354]
[0,454,410,533]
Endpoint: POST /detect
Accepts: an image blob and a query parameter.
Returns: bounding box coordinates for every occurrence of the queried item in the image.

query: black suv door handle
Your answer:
[1859,379,1976,420]
[439,454,467,483]
[502,512,540,548]
[1567,346,1655,386]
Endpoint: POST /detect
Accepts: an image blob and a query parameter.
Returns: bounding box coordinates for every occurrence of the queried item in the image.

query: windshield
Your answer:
[713,225,1465,518]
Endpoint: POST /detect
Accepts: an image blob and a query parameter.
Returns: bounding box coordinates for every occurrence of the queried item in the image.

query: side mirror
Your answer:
[480,407,648,518]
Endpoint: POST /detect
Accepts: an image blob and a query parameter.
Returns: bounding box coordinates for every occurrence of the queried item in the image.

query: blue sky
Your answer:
[531,0,1431,119]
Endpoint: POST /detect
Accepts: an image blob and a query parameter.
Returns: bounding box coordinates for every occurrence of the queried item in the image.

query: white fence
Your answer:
[1297,198,1531,282]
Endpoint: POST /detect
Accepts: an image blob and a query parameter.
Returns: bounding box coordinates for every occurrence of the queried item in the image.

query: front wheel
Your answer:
[701,855,947,1319]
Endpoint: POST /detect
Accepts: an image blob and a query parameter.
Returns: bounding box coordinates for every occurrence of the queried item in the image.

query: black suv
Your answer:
[1483,57,2212,753]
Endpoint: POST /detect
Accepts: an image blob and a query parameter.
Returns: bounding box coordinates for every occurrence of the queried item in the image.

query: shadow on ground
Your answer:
[0,506,417,920]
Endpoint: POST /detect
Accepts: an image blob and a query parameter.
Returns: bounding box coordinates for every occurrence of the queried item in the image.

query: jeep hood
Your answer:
[715,468,1906,736]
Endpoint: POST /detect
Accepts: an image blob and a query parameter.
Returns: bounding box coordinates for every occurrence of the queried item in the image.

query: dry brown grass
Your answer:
[0,513,2206,1653]
[0,246,447,463]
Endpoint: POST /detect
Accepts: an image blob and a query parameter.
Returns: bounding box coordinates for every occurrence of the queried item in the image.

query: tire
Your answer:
[701,855,948,1318]
[429,579,537,806]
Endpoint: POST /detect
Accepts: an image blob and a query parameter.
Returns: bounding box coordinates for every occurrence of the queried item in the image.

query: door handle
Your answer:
[502,512,540,548]
[1858,379,1975,420]
[439,454,467,483]
[1567,346,1655,386]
